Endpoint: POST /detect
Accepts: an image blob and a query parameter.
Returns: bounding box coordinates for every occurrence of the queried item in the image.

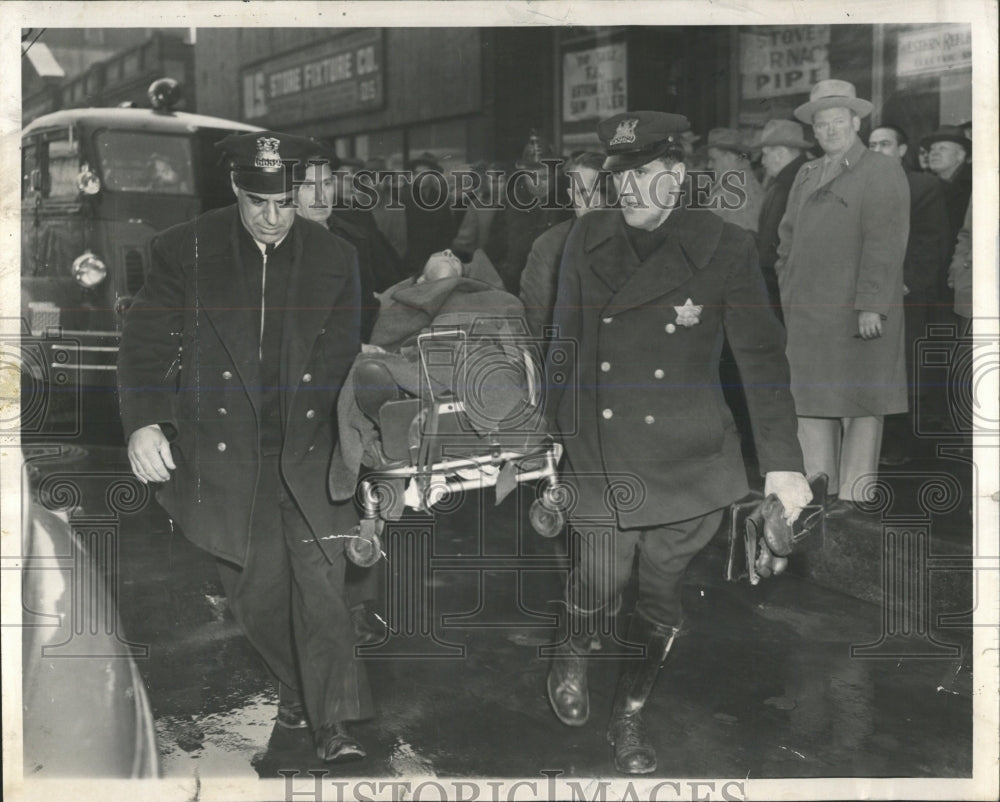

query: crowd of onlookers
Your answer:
[304,108,972,476]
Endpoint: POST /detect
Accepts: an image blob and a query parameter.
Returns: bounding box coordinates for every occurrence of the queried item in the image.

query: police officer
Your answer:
[118,131,373,763]
[545,111,811,774]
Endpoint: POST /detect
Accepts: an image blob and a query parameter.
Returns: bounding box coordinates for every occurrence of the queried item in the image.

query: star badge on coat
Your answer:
[674,298,703,327]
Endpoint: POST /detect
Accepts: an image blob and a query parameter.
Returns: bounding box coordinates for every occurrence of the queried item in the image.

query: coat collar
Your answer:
[582,205,723,315]
[193,206,350,399]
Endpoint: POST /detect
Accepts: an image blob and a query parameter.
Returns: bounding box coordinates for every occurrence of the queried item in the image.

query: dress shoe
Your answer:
[315,722,367,763]
[351,603,386,646]
[276,699,308,729]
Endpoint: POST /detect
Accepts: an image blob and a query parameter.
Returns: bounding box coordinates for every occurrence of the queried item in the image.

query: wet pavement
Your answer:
[19,432,976,785]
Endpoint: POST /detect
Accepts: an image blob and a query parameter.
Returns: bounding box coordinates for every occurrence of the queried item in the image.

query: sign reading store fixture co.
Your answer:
[242,29,384,123]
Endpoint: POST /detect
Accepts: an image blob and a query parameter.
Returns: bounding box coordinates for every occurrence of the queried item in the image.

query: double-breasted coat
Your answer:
[546,206,803,529]
[775,138,909,418]
[118,205,361,566]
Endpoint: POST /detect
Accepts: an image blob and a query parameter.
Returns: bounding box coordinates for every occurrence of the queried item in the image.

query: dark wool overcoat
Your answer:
[546,206,803,528]
[118,205,361,566]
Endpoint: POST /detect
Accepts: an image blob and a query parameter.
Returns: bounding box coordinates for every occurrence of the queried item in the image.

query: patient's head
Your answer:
[418,249,464,283]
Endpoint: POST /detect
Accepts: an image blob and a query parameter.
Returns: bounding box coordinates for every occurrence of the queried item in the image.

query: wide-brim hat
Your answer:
[216,130,318,194]
[706,127,754,154]
[758,119,813,150]
[920,126,972,157]
[597,110,690,172]
[794,79,873,124]
[407,151,444,172]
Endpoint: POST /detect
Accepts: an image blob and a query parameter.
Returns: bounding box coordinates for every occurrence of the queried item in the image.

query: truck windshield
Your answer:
[95,131,195,195]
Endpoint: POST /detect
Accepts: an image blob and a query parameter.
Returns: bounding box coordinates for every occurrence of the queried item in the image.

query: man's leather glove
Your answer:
[764,471,813,525]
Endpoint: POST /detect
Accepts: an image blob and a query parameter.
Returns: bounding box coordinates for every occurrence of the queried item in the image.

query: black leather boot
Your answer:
[547,631,592,726]
[547,592,611,727]
[607,614,678,775]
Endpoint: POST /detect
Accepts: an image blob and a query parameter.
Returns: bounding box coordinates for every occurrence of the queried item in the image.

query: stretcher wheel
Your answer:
[346,525,383,568]
[529,499,565,538]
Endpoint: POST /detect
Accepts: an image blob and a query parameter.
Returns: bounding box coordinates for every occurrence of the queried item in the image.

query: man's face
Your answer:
[296,163,334,224]
[927,141,968,178]
[419,249,463,283]
[527,167,551,200]
[567,166,602,218]
[614,158,685,231]
[232,178,297,244]
[760,145,794,179]
[812,107,860,157]
[706,147,740,175]
[868,128,906,161]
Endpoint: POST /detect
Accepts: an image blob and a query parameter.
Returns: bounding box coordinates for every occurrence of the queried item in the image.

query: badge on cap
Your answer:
[610,119,639,147]
[254,137,283,169]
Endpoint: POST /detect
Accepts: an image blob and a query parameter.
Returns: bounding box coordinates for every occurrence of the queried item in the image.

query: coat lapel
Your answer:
[280,220,350,392]
[194,208,260,393]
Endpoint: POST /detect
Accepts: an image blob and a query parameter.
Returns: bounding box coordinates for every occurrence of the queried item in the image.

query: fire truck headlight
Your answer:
[71,251,108,288]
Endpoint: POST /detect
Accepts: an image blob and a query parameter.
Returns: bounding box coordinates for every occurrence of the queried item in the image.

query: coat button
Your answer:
[307,444,315,452]
[303,373,312,383]
[665,323,676,334]
[602,408,613,420]
[600,361,611,372]
[644,415,655,425]
[217,442,227,452]
[218,407,227,416]
[306,409,316,419]
[222,370,233,380]
[654,369,664,379]
[602,317,613,324]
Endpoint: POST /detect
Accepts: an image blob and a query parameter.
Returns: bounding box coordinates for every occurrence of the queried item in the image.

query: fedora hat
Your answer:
[920,126,972,157]
[758,119,813,150]
[794,79,873,124]
[706,127,754,154]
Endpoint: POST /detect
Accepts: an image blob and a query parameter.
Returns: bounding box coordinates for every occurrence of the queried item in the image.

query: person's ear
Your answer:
[230,174,239,197]
[898,143,908,159]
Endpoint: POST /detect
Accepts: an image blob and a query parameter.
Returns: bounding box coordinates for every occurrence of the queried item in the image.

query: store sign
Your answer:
[562,43,627,122]
[897,25,971,77]
[241,29,384,123]
[741,26,830,99]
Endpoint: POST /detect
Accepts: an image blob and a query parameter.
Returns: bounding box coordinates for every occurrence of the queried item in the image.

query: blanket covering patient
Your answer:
[329,249,544,510]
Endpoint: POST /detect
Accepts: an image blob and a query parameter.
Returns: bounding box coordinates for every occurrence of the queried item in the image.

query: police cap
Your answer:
[597,111,691,172]
[215,130,331,194]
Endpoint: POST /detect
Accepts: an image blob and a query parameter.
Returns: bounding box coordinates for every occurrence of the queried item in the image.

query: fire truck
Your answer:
[20,79,260,426]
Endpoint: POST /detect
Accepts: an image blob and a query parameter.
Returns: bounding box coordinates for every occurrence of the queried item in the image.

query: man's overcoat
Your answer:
[775,139,909,418]
[118,205,361,566]
[546,206,803,528]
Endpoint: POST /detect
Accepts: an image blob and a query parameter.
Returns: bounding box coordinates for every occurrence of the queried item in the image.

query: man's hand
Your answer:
[858,311,883,340]
[764,471,813,525]
[127,424,176,484]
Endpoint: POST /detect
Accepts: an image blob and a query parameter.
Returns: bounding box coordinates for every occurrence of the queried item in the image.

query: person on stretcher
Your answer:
[329,248,545,508]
